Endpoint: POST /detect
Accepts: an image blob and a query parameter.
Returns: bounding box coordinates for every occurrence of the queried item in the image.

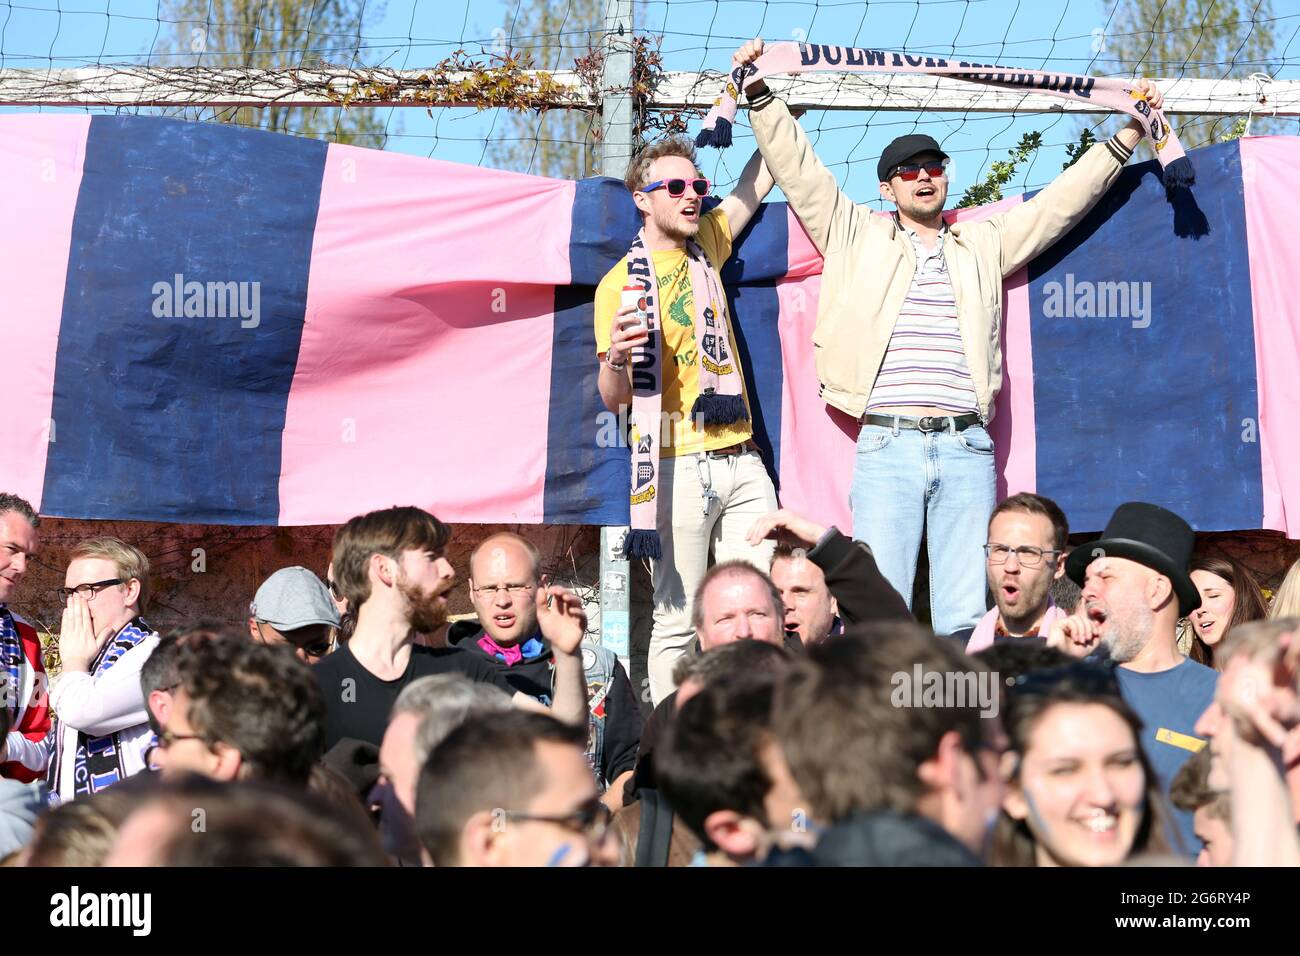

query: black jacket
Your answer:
[448,621,642,787]
[772,810,982,867]
[806,528,913,629]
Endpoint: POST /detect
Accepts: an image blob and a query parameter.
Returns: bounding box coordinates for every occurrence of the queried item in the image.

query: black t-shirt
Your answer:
[313,642,517,750]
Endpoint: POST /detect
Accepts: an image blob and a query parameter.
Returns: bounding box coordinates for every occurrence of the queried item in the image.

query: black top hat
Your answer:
[1064,502,1201,617]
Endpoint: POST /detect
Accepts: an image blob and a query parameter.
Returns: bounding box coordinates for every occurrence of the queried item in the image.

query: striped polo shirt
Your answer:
[866,226,979,415]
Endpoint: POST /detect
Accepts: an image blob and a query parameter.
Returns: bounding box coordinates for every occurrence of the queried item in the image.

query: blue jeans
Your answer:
[849,419,996,635]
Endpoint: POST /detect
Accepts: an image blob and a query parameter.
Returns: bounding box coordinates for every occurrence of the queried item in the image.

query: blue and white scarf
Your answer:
[0,605,22,723]
[48,616,152,799]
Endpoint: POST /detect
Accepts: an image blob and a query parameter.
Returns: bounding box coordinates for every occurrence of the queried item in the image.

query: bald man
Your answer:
[448,533,643,811]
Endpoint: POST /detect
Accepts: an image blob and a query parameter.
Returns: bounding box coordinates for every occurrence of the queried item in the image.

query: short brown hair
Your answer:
[988,493,1069,552]
[68,537,151,611]
[774,622,988,821]
[690,560,784,633]
[0,493,38,529]
[624,135,698,194]
[1169,746,1230,821]
[672,637,791,688]
[332,506,451,611]
[414,711,587,866]
[174,633,325,785]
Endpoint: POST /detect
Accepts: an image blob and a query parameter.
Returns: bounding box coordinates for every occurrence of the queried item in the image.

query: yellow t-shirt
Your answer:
[594,208,754,457]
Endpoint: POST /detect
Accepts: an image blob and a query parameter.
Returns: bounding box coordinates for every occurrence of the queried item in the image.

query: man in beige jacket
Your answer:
[733,38,1162,635]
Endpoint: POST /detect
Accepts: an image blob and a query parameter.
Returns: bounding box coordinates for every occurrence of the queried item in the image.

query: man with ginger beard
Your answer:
[313,507,590,750]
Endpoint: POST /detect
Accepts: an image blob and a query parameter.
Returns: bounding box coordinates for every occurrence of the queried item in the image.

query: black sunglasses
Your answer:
[642,177,711,198]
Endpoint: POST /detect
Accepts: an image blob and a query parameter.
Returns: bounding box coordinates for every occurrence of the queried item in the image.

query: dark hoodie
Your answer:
[448,621,642,790]
[765,810,983,867]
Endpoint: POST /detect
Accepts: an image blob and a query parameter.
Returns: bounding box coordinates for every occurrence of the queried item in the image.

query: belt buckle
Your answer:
[917,416,938,432]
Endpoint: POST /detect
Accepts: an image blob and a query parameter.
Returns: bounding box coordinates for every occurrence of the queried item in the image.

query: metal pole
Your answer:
[597,0,635,676]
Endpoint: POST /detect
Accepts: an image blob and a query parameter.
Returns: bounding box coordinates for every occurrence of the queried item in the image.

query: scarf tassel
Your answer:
[691,391,749,426]
[1161,155,1196,197]
[695,116,733,149]
[622,529,662,560]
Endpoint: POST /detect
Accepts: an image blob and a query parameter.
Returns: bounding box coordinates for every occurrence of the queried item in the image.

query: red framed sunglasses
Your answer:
[891,160,949,181]
[642,177,711,197]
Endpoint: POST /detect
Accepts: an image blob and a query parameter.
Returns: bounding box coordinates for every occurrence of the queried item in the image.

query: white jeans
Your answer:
[647,449,777,704]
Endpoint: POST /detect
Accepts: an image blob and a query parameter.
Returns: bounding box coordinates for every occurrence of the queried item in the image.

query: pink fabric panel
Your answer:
[1241,137,1300,536]
[785,205,824,279]
[946,196,1035,500]
[775,275,857,531]
[277,146,572,524]
[0,116,91,509]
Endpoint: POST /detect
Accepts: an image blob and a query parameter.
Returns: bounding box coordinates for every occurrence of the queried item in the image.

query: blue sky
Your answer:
[2,0,1297,204]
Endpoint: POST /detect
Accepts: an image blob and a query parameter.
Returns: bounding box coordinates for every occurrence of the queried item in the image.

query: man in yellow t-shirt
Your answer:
[594,133,777,705]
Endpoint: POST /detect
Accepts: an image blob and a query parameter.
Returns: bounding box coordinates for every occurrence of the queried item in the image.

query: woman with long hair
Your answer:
[1187,554,1267,670]
[991,664,1175,866]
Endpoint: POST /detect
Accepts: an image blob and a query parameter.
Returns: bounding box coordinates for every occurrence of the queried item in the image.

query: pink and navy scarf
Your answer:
[621,228,748,559]
[698,42,1194,194]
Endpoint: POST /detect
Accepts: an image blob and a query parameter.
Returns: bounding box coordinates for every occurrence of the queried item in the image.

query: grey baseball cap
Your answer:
[250,566,340,630]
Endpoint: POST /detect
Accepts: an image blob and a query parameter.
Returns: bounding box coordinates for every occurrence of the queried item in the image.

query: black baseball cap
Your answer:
[878,134,951,183]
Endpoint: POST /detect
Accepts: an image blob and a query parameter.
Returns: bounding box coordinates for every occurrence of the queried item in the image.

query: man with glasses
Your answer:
[47,537,160,804]
[734,38,1164,638]
[144,630,324,787]
[960,493,1070,652]
[414,710,621,867]
[450,532,642,810]
[247,566,339,664]
[595,87,780,706]
[0,493,51,784]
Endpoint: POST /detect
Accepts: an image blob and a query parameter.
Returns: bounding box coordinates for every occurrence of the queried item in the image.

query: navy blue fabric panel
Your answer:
[720,200,789,284]
[727,281,784,489]
[543,283,630,524]
[1027,141,1260,532]
[42,115,327,524]
[568,176,641,286]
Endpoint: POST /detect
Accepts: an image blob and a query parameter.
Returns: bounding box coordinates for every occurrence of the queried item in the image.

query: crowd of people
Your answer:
[0,486,1297,867]
[0,39,1296,869]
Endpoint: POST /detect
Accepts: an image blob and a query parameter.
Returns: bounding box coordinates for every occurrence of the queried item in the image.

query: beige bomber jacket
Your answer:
[748,93,1136,421]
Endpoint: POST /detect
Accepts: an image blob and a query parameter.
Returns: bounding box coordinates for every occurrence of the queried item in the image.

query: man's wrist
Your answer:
[604,350,627,371]
[746,84,774,109]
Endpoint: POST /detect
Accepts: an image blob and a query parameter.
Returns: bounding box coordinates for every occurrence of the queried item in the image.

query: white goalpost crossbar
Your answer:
[2,67,1298,116]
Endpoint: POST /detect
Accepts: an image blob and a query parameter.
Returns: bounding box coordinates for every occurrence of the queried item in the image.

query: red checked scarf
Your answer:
[621,227,748,559]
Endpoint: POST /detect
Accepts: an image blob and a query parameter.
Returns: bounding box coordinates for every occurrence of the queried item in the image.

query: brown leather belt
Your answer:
[703,439,758,458]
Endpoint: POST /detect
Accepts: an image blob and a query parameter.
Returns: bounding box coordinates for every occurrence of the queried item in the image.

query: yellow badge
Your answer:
[630,486,656,506]
[1155,728,1206,753]
[700,357,734,376]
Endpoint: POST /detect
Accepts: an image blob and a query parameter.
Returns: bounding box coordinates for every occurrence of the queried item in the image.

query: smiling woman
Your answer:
[991,667,1174,867]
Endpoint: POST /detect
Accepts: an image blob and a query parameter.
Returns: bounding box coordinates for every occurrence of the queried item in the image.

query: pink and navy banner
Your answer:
[2,115,1297,535]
